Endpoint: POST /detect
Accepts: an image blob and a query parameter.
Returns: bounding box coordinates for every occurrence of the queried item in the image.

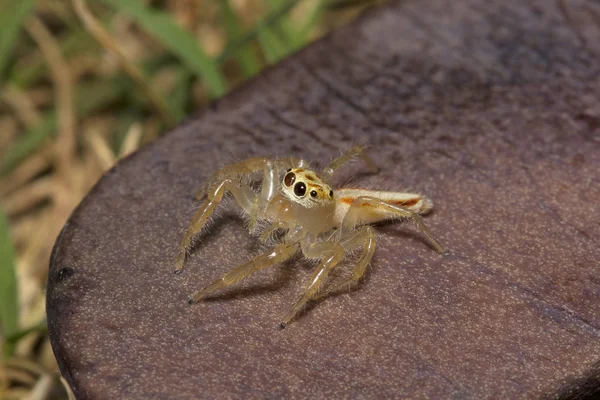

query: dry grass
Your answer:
[0,0,373,397]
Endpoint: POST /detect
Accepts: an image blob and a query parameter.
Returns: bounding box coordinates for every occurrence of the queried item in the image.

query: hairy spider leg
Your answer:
[280,241,345,328]
[194,157,301,200]
[315,225,377,299]
[322,145,378,179]
[259,221,288,244]
[188,243,298,303]
[341,196,447,255]
[177,159,275,273]
[175,180,255,273]
[248,161,279,232]
[176,157,301,273]
[194,157,271,200]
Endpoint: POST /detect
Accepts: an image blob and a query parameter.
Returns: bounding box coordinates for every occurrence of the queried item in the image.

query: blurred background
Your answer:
[0,0,375,397]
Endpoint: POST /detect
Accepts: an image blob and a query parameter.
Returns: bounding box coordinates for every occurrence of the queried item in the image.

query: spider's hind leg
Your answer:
[342,196,447,255]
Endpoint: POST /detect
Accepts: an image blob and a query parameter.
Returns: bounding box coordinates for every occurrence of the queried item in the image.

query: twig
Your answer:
[0,85,42,128]
[72,0,177,126]
[60,376,76,400]
[25,17,77,180]
[217,0,300,63]
[119,122,143,158]
[2,177,54,217]
[86,128,116,172]
[25,374,53,400]
[0,145,53,198]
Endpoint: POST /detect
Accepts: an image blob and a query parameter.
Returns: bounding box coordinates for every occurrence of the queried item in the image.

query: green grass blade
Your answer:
[101,0,228,97]
[219,0,260,78]
[5,319,47,346]
[0,113,56,176]
[0,0,38,88]
[264,0,297,47]
[170,68,193,115]
[217,0,298,64]
[0,80,127,175]
[0,208,18,359]
[294,1,326,46]
[257,23,288,64]
[12,24,99,88]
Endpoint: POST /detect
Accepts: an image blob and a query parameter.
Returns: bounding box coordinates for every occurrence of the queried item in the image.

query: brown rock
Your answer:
[47,0,600,398]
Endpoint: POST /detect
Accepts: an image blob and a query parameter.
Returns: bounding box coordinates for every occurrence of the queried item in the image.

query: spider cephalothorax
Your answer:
[175,146,446,328]
[281,168,334,208]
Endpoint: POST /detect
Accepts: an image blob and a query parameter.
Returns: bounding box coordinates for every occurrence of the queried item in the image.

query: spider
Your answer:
[175,146,447,328]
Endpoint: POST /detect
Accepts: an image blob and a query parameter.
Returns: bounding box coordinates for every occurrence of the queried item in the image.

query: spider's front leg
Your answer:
[195,157,301,200]
[175,158,286,273]
[280,240,345,328]
[322,145,378,179]
[175,179,255,273]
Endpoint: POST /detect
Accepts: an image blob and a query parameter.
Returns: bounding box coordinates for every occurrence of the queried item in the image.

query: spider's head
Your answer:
[281,168,334,208]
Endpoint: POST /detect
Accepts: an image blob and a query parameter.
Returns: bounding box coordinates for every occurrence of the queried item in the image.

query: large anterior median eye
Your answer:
[294,182,307,197]
[284,172,296,186]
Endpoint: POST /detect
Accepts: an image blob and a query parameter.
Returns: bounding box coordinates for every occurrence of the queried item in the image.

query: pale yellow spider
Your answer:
[175,146,447,328]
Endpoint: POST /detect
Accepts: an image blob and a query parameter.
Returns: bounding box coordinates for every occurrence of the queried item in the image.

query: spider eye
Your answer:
[286,168,291,172]
[310,190,318,198]
[294,182,307,197]
[329,190,334,198]
[284,172,296,187]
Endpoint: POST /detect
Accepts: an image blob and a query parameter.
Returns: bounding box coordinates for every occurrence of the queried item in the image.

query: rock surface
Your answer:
[47,0,600,398]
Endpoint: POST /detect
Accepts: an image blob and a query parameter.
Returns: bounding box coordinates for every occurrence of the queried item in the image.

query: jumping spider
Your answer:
[175,146,446,328]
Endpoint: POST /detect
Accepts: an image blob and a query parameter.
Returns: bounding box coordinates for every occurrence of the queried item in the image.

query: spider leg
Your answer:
[341,196,447,255]
[175,180,255,273]
[194,157,291,200]
[280,241,345,328]
[315,226,377,299]
[259,221,288,244]
[188,243,298,303]
[322,145,378,179]
[178,157,291,273]
[248,161,280,232]
[247,157,308,232]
